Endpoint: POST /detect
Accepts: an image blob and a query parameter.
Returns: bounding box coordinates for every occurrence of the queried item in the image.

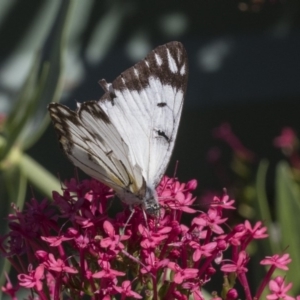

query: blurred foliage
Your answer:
[208,124,300,295]
[0,1,74,295]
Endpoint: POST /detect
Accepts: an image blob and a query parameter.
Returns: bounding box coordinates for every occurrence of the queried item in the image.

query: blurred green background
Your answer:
[0,0,300,298]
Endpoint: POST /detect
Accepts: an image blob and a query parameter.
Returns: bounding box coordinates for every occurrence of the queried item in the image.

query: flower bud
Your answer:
[226,288,238,300]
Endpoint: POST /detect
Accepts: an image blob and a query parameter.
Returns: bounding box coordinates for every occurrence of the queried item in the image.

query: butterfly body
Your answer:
[48,41,188,216]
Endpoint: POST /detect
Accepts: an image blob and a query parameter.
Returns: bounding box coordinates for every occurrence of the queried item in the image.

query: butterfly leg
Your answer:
[119,205,136,235]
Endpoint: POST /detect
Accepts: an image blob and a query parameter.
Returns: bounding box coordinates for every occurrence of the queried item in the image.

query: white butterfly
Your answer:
[48,41,188,216]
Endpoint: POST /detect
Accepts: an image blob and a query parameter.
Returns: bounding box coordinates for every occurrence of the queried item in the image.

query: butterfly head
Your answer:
[143,186,160,217]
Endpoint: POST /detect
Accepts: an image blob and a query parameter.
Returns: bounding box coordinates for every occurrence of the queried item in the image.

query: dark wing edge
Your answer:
[97,41,188,186]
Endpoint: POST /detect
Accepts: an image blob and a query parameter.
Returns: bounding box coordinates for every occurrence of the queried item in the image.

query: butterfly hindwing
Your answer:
[98,41,188,187]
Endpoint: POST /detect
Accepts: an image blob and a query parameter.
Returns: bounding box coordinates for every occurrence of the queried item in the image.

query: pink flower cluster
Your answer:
[0,176,296,299]
[273,127,300,169]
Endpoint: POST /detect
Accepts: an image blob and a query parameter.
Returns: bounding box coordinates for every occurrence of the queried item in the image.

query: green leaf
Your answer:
[276,161,300,295]
[255,159,278,255]
[19,153,62,199]
[1,51,44,159]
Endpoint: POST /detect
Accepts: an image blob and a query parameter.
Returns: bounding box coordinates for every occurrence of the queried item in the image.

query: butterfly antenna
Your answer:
[105,194,115,213]
[57,173,64,191]
[173,160,179,178]
[29,185,35,198]
[158,161,179,203]
[120,249,154,278]
[74,168,80,182]
[116,209,154,276]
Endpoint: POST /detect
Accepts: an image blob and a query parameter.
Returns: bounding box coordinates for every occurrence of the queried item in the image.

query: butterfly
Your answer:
[48,41,188,216]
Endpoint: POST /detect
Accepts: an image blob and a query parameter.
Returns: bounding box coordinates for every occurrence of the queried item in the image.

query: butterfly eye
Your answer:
[145,204,161,217]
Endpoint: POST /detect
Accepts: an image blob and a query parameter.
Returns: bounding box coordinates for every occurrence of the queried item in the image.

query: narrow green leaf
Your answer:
[19,153,62,199]
[255,159,278,255]
[21,0,75,150]
[276,161,300,295]
[0,52,43,160]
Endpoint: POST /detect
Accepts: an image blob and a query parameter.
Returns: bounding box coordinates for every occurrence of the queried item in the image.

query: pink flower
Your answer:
[226,288,239,300]
[193,208,227,234]
[221,251,249,274]
[261,254,292,271]
[168,262,198,284]
[114,280,142,299]
[41,235,73,246]
[186,179,198,190]
[172,290,188,300]
[140,252,169,274]
[92,261,125,279]
[211,191,235,210]
[139,224,171,249]
[189,241,217,262]
[267,276,294,300]
[166,190,197,213]
[2,273,18,298]
[100,220,130,251]
[273,127,297,152]
[244,220,268,240]
[18,265,44,291]
[182,281,204,300]
[45,254,78,274]
[75,234,90,249]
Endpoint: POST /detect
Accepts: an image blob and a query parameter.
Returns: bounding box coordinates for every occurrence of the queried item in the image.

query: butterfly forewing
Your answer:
[98,41,188,187]
[48,41,188,214]
[48,102,144,197]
